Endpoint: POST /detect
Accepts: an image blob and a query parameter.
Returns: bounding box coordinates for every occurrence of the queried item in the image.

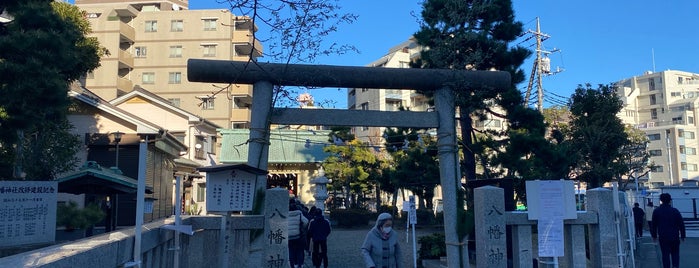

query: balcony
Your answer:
[117,49,134,69]
[230,85,253,98]
[232,31,263,57]
[230,108,251,123]
[119,21,135,42]
[117,77,133,92]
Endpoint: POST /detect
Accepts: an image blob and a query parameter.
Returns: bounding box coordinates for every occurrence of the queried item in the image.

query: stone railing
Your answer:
[0,216,236,268]
[476,187,634,268]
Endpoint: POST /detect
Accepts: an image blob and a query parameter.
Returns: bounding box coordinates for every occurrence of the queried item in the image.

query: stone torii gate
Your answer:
[188,59,509,268]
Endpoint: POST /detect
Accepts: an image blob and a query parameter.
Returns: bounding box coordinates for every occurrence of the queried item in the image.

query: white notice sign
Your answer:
[0,181,57,247]
[537,218,564,257]
[206,170,256,211]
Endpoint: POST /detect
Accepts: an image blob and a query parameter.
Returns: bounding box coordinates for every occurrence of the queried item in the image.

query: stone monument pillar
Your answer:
[475,185,507,268]
[311,167,329,214]
[262,188,290,268]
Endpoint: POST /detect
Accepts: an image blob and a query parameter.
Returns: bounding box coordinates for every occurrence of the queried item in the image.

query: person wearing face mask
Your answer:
[361,213,403,268]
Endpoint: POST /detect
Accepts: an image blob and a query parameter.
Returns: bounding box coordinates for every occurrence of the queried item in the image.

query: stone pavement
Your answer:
[635,229,699,268]
[300,226,441,268]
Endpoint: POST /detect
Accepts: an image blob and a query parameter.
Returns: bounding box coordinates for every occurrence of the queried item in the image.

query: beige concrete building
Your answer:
[75,0,261,129]
[616,70,699,187]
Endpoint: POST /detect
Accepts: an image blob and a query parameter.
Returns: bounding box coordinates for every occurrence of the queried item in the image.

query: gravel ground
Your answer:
[299,226,442,268]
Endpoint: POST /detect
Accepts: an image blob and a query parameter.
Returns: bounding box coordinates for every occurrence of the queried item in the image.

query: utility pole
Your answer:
[524,17,562,112]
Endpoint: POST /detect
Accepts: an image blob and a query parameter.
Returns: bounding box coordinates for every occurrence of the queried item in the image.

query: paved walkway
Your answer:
[301,226,440,268]
[318,227,699,267]
[635,229,699,268]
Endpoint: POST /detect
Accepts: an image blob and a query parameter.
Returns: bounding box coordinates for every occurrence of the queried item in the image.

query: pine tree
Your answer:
[0,0,101,179]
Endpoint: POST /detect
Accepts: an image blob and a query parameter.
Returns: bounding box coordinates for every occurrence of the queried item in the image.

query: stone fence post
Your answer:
[585,188,618,267]
[475,186,507,268]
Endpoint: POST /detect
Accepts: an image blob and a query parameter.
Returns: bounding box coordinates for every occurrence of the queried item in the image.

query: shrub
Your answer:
[330,208,371,227]
[57,201,105,230]
[418,233,446,259]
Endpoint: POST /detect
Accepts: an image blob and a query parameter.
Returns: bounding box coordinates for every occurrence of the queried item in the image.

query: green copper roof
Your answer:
[220,129,331,164]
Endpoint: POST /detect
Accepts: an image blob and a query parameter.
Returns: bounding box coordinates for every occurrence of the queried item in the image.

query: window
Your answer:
[689,164,699,171]
[687,147,697,155]
[650,108,658,120]
[168,72,182,84]
[651,165,664,173]
[168,98,181,107]
[672,117,683,124]
[689,116,695,124]
[201,97,215,110]
[678,76,684,85]
[647,134,661,141]
[202,44,216,57]
[649,94,657,105]
[361,88,369,92]
[680,145,686,154]
[686,131,696,139]
[135,46,147,57]
[142,72,155,84]
[203,18,217,31]
[196,183,205,202]
[649,150,662,156]
[169,45,182,58]
[170,20,183,32]
[360,102,369,110]
[209,136,217,155]
[671,92,682,97]
[145,20,157,32]
[385,100,401,111]
[648,78,655,91]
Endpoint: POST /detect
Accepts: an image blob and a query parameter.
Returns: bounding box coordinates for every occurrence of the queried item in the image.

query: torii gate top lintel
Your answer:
[187,59,510,91]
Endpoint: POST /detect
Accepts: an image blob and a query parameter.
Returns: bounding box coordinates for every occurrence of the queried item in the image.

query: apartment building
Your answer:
[75,0,261,129]
[616,70,699,187]
[347,38,427,145]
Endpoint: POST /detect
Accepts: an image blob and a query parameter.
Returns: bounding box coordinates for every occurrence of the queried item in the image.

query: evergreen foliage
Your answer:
[0,0,100,179]
[568,84,629,188]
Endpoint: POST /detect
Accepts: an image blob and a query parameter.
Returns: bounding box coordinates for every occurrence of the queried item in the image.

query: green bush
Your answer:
[330,208,371,227]
[418,233,446,259]
[56,201,105,230]
[377,205,397,216]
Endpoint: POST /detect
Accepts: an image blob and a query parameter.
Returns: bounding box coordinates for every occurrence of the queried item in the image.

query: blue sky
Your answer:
[186,1,696,108]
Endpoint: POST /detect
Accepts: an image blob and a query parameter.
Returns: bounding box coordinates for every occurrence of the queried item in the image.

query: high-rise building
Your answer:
[75,0,262,129]
[616,70,699,188]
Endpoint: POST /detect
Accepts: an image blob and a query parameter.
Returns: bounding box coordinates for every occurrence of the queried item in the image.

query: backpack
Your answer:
[288,213,305,240]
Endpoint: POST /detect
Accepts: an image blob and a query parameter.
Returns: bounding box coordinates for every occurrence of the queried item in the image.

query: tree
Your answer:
[322,127,385,209]
[0,0,101,179]
[384,128,440,210]
[413,0,531,182]
[220,0,357,107]
[617,126,652,190]
[568,84,629,188]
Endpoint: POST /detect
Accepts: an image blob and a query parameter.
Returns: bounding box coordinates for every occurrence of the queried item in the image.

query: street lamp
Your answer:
[111,131,124,168]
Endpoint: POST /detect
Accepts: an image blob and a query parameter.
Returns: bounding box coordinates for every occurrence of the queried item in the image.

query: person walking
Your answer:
[361,213,402,268]
[632,202,645,237]
[288,201,309,268]
[308,208,331,268]
[651,193,686,268]
[645,201,655,231]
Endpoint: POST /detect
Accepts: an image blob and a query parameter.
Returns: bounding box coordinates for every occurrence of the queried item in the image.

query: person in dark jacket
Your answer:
[308,208,332,268]
[632,202,645,237]
[651,193,686,268]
